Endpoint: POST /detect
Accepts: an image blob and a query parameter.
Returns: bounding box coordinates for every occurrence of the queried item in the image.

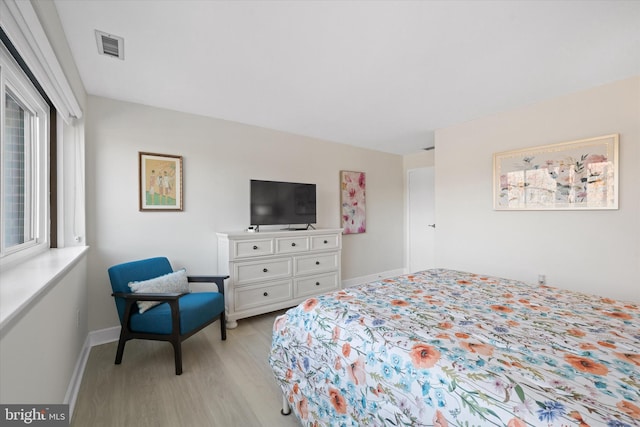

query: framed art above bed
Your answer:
[493,134,619,210]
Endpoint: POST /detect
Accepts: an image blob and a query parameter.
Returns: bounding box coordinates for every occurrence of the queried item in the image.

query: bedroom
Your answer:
[0,0,638,425]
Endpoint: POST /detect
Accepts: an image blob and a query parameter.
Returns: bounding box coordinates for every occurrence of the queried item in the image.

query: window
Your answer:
[1,40,50,264]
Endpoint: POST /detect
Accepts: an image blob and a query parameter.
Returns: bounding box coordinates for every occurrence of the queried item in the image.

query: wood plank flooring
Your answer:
[71,311,301,427]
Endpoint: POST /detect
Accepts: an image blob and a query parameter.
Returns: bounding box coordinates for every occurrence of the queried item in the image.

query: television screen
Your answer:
[250,180,317,226]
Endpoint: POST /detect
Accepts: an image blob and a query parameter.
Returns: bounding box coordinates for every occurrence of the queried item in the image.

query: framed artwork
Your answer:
[493,134,618,210]
[340,170,366,234]
[139,152,183,211]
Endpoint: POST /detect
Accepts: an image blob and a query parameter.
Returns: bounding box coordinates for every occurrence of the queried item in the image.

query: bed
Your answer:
[269,269,640,426]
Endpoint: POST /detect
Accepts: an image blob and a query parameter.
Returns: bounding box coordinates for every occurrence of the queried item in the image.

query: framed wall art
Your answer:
[493,134,618,210]
[139,152,183,211]
[340,170,366,234]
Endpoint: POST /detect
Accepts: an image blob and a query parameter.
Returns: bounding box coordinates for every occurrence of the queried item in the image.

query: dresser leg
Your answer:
[226,319,238,329]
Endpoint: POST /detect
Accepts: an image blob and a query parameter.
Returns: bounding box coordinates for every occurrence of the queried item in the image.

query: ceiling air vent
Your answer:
[95,30,124,60]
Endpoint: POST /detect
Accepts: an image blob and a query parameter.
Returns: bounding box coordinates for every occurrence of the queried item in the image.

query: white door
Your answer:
[408,167,435,273]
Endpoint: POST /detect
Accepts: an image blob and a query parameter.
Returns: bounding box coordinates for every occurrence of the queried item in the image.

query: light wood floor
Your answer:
[71,311,301,427]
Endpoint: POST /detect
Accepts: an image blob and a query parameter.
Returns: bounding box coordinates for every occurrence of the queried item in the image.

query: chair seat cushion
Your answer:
[129,292,224,335]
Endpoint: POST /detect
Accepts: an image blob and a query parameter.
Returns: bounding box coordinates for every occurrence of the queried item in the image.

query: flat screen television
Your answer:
[250,180,316,228]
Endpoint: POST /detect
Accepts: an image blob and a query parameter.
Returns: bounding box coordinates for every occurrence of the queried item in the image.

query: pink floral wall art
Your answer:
[340,171,366,234]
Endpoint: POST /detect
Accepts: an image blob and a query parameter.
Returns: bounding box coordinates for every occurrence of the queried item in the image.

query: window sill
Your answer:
[0,246,89,332]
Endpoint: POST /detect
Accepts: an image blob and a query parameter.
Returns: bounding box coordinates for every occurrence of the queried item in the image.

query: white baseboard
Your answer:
[64,335,90,417]
[342,268,407,288]
[64,326,120,420]
[90,326,120,347]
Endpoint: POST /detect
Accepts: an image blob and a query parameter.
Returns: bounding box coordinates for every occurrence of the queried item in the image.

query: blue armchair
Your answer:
[108,257,227,375]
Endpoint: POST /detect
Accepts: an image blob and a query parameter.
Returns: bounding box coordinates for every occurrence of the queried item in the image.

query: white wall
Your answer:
[85,96,405,331]
[404,149,434,170]
[435,76,640,302]
[0,256,87,403]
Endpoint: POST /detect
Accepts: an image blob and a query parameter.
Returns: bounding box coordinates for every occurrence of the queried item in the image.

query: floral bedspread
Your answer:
[269,269,640,427]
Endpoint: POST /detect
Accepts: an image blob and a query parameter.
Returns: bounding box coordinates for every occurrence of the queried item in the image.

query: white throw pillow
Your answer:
[128,269,190,313]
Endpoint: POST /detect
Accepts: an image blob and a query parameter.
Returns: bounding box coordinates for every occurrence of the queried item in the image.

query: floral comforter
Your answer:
[269,269,640,427]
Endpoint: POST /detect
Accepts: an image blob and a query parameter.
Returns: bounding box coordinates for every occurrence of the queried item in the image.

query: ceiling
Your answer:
[53,0,640,155]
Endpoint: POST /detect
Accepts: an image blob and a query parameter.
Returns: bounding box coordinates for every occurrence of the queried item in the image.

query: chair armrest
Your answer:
[112,292,186,301]
[187,275,228,294]
[114,292,184,334]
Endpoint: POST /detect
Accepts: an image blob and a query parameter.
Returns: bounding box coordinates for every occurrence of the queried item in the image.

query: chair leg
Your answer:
[172,341,183,375]
[115,337,127,365]
[220,312,227,341]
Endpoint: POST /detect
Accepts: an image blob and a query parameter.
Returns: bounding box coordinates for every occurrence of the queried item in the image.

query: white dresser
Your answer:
[217,228,343,328]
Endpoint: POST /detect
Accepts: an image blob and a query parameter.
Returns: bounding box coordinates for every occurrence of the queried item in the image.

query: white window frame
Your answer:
[0,40,50,266]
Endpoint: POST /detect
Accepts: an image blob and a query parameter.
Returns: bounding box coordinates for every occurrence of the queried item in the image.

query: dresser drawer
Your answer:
[276,236,309,254]
[234,280,292,311]
[294,252,339,275]
[234,258,292,284]
[310,234,340,251]
[295,272,339,298]
[233,238,274,259]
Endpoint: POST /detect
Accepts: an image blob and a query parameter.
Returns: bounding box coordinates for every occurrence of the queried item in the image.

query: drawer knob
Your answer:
[263,268,268,273]
[263,292,269,297]
[315,261,320,265]
[291,242,296,247]
[315,282,320,286]
[253,245,258,250]
[324,240,328,244]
